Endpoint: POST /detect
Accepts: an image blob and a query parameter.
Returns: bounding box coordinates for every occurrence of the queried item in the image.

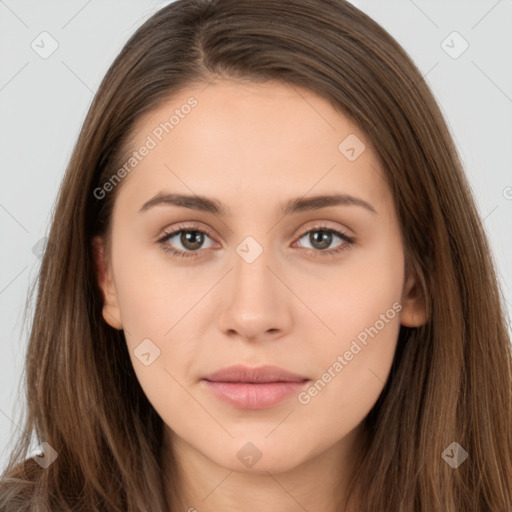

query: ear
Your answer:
[91,235,123,330]
[400,264,428,328]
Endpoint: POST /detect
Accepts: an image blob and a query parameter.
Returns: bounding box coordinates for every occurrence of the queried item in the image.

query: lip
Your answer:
[201,365,310,409]
[203,364,308,383]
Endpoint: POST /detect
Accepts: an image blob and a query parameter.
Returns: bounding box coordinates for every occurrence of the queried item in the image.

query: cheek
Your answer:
[109,229,202,401]
[111,228,191,338]
[111,214,404,431]
[293,236,404,432]
[296,227,405,349]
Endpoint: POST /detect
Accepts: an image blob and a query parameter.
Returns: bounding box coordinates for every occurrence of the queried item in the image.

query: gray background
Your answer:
[1,0,511,471]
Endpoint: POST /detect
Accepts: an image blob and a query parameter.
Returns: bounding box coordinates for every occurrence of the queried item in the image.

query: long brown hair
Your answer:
[1,0,511,510]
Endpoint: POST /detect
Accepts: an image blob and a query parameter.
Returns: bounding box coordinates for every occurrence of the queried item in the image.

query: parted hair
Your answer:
[1,1,511,510]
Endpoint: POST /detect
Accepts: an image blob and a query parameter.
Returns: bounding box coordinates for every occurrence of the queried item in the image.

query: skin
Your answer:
[93,78,426,512]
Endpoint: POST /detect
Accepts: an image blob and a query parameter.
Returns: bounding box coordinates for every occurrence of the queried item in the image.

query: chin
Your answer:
[207,440,309,475]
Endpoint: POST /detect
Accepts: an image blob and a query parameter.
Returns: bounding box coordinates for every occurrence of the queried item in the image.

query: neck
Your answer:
[162,425,366,512]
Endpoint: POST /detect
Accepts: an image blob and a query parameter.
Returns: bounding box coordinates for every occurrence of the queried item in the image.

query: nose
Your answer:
[217,242,293,343]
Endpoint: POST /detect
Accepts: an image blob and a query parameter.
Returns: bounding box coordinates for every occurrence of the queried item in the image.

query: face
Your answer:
[93,79,425,474]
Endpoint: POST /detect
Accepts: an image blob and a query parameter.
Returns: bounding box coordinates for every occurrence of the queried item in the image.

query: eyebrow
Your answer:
[138,192,377,216]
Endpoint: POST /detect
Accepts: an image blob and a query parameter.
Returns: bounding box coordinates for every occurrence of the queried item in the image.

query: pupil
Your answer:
[311,230,331,250]
[181,231,203,250]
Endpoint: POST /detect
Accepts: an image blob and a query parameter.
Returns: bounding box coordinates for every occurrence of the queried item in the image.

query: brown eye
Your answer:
[157,226,217,258]
[307,230,334,250]
[178,230,206,251]
[296,226,354,256]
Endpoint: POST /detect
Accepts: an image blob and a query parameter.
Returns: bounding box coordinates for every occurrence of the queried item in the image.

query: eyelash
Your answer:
[156,223,356,259]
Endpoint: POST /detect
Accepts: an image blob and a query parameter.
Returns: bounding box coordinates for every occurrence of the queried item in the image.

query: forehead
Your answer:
[115,79,389,216]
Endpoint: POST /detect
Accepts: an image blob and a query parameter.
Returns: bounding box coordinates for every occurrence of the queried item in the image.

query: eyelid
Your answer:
[156,219,353,241]
[156,220,356,258]
[155,221,218,243]
[294,220,354,240]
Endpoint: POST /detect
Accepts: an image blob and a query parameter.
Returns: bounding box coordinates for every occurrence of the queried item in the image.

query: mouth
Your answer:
[201,364,310,409]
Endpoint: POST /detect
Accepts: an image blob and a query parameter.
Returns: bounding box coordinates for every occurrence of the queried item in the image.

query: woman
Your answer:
[1,0,511,510]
